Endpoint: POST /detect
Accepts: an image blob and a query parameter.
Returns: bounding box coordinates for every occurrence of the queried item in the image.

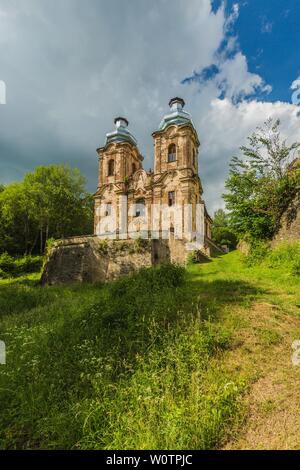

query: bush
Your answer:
[0,252,43,278]
[0,268,9,279]
[291,258,300,276]
[187,250,199,264]
[267,242,300,276]
[109,263,185,296]
[134,237,150,253]
[243,240,269,266]
[243,241,300,276]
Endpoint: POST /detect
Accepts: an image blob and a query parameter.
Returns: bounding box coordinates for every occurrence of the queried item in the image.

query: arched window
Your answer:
[169,224,175,239]
[132,163,136,174]
[104,203,111,217]
[135,198,145,217]
[168,191,175,207]
[193,149,197,167]
[168,144,176,162]
[108,159,114,176]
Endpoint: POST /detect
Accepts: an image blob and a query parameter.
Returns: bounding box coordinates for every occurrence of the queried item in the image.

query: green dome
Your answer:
[158,97,194,131]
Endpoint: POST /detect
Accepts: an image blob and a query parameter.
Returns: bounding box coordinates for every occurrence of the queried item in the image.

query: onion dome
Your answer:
[104,117,137,147]
[158,97,193,131]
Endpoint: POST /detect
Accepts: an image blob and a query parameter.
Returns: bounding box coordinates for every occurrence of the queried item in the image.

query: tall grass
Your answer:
[243,241,300,276]
[0,264,244,449]
[267,242,300,275]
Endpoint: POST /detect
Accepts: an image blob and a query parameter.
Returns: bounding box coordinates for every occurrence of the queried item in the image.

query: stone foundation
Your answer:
[41,236,191,285]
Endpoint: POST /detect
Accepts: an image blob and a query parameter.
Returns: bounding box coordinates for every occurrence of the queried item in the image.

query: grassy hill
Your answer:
[0,249,300,449]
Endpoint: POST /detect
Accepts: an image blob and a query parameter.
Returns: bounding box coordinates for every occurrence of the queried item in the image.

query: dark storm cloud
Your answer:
[1,0,298,212]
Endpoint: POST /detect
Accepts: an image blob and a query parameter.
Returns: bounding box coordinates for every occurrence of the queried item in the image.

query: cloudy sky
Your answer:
[0,0,300,213]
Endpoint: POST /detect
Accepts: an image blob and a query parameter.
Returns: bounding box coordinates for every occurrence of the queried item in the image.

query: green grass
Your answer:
[0,249,300,450]
[0,253,43,279]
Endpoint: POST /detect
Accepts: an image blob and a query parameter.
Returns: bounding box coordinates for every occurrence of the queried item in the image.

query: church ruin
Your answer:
[42,98,221,284]
[94,98,214,252]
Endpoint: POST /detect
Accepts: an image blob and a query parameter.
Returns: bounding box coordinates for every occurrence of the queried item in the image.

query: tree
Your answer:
[224,118,300,242]
[211,209,237,249]
[0,182,35,254]
[0,165,94,255]
[23,165,94,253]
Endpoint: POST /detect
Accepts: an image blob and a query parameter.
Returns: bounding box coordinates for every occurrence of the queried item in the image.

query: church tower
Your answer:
[152,97,199,176]
[151,98,205,243]
[96,117,143,188]
[94,117,143,236]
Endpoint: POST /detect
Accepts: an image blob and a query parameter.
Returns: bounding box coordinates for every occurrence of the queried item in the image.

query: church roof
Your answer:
[158,97,194,131]
[104,117,137,147]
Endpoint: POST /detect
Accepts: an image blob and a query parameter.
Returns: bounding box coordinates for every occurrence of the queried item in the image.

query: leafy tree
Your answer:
[224,118,300,242]
[0,182,35,254]
[0,165,94,255]
[211,209,237,249]
[23,165,93,253]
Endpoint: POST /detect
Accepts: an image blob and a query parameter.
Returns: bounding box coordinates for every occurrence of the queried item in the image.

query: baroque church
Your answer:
[42,98,221,285]
[94,97,214,256]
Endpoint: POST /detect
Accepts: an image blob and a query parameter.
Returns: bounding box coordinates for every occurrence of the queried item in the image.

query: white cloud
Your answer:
[197,98,300,213]
[224,2,239,31]
[216,52,272,101]
[0,0,299,214]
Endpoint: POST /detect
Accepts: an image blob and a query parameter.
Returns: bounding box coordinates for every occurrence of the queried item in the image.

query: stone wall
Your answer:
[168,238,189,264]
[272,191,300,246]
[41,236,181,285]
[41,235,212,285]
[41,237,153,285]
[237,240,251,256]
[41,235,216,285]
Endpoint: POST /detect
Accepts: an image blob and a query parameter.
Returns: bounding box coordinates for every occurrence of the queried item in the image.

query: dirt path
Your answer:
[223,300,300,449]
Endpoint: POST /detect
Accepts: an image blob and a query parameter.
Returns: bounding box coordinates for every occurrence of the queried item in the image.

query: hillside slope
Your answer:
[190,251,300,449]
[0,252,300,449]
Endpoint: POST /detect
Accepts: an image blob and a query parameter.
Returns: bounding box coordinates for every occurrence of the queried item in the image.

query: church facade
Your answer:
[94,97,214,260]
[41,98,219,285]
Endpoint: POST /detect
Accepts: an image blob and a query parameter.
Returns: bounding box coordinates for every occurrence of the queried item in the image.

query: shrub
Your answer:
[187,250,199,264]
[243,241,300,276]
[98,240,109,255]
[0,252,15,274]
[0,268,9,279]
[0,252,43,278]
[267,242,300,276]
[108,263,185,302]
[45,237,56,253]
[134,237,150,253]
[291,258,300,276]
[243,240,269,266]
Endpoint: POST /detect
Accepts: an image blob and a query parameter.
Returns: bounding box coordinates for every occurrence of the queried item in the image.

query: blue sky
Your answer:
[0,0,300,212]
[216,0,300,102]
